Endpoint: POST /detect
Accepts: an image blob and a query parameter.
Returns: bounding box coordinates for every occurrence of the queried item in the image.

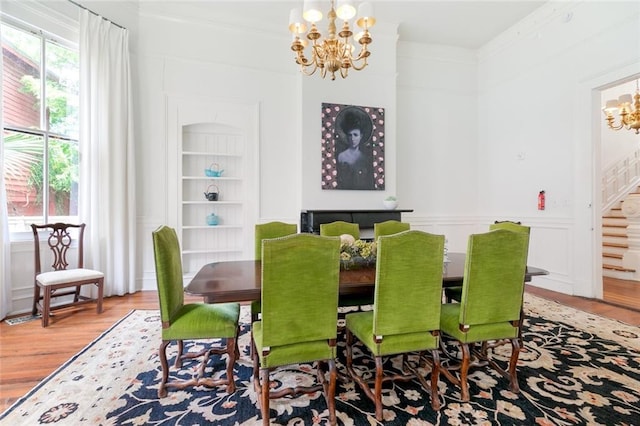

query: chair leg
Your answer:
[42,287,52,327]
[374,356,384,421]
[429,349,441,411]
[32,283,40,316]
[175,340,184,368]
[225,336,236,394]
[327,358,337,426]
[74,285,81,303]
[508,337,521,394]
[459,343,471,402]
[96,279,104,314]
[158,340,170,398]
[260,368,270,426]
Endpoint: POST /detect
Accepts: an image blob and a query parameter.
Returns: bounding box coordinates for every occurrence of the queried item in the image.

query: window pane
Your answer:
[45,41,79,138]
[1,24,42,129]
[4,130,45,231]
[48,136,79,217]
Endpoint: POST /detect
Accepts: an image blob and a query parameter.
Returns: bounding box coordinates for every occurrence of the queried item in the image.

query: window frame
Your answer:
[1,15,80,240]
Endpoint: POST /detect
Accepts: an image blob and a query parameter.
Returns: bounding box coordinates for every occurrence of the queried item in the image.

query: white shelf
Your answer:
[180,122,246,275]
[183,176,241,181]
[182,201,243,205]
[183,151,241,157]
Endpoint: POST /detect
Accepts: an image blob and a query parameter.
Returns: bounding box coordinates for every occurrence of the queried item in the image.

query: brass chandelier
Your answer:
[288,0,376,80]
[602,80,640,134]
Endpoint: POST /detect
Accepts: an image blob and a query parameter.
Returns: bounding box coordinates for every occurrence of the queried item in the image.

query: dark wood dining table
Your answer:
[185,252,549,303]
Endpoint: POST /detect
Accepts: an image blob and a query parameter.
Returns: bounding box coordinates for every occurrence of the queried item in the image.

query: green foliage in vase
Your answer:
[340,239,377,268]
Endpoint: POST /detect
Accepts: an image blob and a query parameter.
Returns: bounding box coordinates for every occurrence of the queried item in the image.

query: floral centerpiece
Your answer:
[339,234,377,270]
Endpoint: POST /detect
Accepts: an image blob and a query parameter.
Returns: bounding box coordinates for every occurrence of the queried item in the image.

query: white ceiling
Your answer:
[141,0,547,49]
[353,0,547,48]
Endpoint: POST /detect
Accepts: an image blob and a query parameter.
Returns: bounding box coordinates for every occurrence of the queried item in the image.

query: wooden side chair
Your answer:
[31,223,104,327]
[439,229,529,402]
[152,225,240,398]
[252,233,341,426]
[373,220,410,240]
[320,220,360,239]
[252,221,297,321]
[345,230,445,421]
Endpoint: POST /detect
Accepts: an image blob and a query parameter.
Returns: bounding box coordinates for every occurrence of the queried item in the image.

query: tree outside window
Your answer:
[1,21,79,232]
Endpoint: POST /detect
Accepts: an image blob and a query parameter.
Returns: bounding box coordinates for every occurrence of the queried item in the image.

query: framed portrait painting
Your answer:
[321,103,385,190]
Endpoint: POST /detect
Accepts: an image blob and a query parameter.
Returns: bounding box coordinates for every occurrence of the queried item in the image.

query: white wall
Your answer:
[5,0,640,314]
[475,1,640,297]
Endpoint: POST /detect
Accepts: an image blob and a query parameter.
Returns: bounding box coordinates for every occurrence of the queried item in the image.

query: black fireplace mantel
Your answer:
[300,209,413,235]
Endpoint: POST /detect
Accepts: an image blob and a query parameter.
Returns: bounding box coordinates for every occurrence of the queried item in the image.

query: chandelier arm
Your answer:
[607,121,626,131]
[349,57,369,71]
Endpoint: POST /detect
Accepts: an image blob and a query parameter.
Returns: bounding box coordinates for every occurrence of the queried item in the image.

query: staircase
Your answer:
[602,201,634,278]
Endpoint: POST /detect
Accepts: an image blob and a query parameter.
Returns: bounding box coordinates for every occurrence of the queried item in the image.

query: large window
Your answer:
[1,20,79,232]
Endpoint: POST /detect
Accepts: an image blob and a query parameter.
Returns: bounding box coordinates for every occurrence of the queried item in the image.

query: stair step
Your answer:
[603,242,629,248]
[603,232,628,237]
[603,263,636,272]
[602,223,627,228]
[603,253,623,259]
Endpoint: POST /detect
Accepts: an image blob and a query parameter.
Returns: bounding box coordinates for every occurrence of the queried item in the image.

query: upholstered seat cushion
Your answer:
[162,302,240,341]
[36,268,104,286]
[252,321,336,368]
[440,303,519,343]
[346,311,439,357]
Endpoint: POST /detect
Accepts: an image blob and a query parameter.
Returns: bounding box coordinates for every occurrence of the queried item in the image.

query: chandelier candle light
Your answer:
[289,0,375,80]
[602,80,640,134]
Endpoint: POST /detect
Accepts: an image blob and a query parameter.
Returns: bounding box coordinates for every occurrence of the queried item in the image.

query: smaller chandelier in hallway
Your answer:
[602,80,640,134]
[288,0,375,80]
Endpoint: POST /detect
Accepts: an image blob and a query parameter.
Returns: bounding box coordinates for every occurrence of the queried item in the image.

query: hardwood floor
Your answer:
[1,286,639,414]
[603,276,640,311]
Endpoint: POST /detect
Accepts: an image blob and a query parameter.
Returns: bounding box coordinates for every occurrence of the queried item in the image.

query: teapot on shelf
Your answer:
[204,184,220,201]
[204,163,224,177]
[206,212,219,226]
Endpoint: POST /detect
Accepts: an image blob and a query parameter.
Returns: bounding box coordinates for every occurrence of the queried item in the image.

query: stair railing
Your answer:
[602,149,640,213]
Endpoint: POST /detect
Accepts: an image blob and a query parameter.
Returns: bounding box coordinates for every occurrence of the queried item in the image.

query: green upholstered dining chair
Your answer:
[251,233,341,426]
[373,220,410,240]
[320,220,360,239]
[345,230,445,421]
[254,221,297,260]
[439,229,529,402]
[152,225,240,398]
[252,221,297,321]
[444,221,530,303]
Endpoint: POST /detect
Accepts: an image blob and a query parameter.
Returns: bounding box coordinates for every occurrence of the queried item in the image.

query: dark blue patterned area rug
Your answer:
[1,294,639,425]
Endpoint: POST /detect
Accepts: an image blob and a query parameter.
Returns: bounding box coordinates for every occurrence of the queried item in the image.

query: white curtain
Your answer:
[0,23,12,319]
[79,10,136,296]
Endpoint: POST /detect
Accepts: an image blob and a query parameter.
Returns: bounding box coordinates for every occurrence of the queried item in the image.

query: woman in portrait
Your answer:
[336,107,374,190]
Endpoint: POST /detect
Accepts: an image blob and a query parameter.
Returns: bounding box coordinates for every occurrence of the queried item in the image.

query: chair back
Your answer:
[373,220,410,240]
[254,221,297,260]
[320,221,360,239]
[152,225,185,326]
[373,230,444,336]
[490,221,529,234]
[459,229,528,326]
[31,223,86,274]
[261,233,340,347]
[489,221,530,261]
